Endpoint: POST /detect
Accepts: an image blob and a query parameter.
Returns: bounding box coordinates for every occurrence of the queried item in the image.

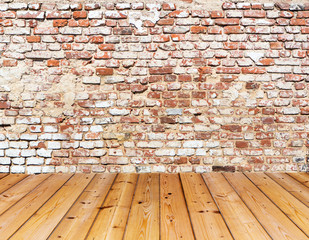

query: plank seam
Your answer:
[222,173,273,240]
[122,174,140,240]
[8,174,75,239]
[46,173,97,239]
[0,174,52,217]
[178,173,197,240]
[244,173,309,238]
[201,173,236,240]
[265,173,309,207]
[84,173,119,240]
[0,175,29,195]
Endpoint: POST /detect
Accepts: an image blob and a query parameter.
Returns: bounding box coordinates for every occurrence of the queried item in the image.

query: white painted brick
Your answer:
[283,107,300,115]
[27,166,42,174]
[0,157,10,165]
[6,149,21,157]
[0,142,9,149]
[42,166,55,173]
[11,166,25,173]
[47,142,61,149]
[137,141,164,148]
[0,166,10,173]
[88,10,103,19]
[10,142,28,149]
[183,140,203,148]
[177,149,195,156]
[155,149,176,156]
[21,149,36,157]
[37,149,52,157]
[12,158,25,165]
[27,157,44,165]
[20,134,38,141]
[109,149,123,156]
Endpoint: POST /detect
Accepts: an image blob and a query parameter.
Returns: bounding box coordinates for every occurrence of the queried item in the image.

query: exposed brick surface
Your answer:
[0,2,308,174]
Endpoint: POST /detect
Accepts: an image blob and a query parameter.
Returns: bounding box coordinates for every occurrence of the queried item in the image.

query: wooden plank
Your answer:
[266,173,309,207]
[160,174,195,240]
[246,172,309,236]
[10,173,95,240]
[48,173,116,240]
[224,172,308,240]
[123,173,160,240]
[287,173,309,188]
[0,173,8,180]
[0,174,28,194]
[0,174,72,239]
[0,174,50,215]
[86,173,138,240]
[202,173,271,240]
[180,173,233,240]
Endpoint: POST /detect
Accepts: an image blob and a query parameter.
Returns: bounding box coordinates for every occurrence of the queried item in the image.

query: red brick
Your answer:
[242,67,266,74]
[53,19,68,27]
[47,60,60,67]
[149,67,173,75]
[26,36,41,43]
[131,85,148,93]
[96,68,114,75]
[169,10,190,18]
[0,101,11,109]
[73,11,87,19]
[301,27,309,34]
[78,20,90,27]
[297,11,309,18]
[258,58,274,66]
[162,3,176,11]
[290,19,306,26]
[223,42,238,50]
[2,60,17,67]
[190,26,207,34]
[270,42,283,49]
[224,26,243,34]
[222,125,242,132]
[113,27,132,35]
[158,19,174,26]
[262,117,274,124]
[236,141,248,148]
[246,82,260,89]
[90,36,104,44]
[210,11,224,18]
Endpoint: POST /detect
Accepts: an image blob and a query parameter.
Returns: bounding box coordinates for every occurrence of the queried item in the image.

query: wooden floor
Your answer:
[0,173,308,239]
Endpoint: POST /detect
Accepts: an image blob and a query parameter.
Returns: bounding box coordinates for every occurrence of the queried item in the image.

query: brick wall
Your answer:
[0,2,308,174]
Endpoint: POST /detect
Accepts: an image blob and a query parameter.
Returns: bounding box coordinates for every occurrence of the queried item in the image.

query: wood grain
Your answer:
[0,174,50,215]
[202,173,271,240]
[246,172,309,236]
[180,173,233,240]
[287,172,309,188]
[0,174,28,194]
[266,173,309,207]
[160,174,195,240]
[10,173,94,240]
[124,173,160,240]
[224,172,308,240]
[0,174,72,239]
[86,173,138,240]
[48,173,116,240]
